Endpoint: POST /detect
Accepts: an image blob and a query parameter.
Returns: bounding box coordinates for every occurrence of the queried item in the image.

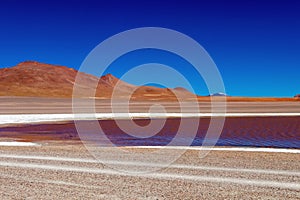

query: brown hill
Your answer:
[1,61,298,102]
[0,61,196,100]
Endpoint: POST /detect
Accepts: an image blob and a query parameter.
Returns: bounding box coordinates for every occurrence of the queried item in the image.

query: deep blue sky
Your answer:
[0,0,299,97]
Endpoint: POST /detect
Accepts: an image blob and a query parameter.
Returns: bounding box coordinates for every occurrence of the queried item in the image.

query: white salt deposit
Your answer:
[0,113,300,125]
[0,141,40,147]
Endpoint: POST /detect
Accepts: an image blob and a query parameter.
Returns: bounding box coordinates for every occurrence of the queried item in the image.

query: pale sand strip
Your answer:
[1,112,300,125]
[0,160,299,190]
[0,153,299,177]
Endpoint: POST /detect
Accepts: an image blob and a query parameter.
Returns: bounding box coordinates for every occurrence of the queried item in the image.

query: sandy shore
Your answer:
[0,142,299,199]
[0,97,300,114]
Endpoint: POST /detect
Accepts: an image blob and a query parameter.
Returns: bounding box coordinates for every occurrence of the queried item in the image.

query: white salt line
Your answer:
[0,153,299,177]
[127,146,300,154]
[0,161,299,190]
[0,142,40,147]
[0,113,300,125]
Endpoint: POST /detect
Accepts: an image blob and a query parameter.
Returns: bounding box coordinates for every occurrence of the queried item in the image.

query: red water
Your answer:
[0,117,299,148]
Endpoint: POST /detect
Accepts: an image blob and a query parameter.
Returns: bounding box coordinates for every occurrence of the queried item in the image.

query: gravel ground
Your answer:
[0,142,299,199]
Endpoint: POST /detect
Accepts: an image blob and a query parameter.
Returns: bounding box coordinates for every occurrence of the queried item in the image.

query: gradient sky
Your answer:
[0,0,299,97]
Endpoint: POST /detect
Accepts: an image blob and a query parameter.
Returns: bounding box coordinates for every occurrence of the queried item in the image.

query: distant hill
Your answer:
[0,61,196,100]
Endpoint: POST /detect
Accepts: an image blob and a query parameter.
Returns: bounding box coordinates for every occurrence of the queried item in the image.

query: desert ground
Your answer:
[0,143,299,199]
[0,97,299,199]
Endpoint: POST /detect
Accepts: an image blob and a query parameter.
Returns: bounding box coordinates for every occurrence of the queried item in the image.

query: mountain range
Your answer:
[0,61,196,100]
[0,61,298,101]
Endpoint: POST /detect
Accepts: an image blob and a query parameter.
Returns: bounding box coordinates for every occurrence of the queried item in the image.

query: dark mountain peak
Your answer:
[100,73,120,86]
[101,73,116,80]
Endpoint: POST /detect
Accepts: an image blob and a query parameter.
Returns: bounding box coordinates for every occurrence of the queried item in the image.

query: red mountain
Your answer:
[0,61,196,100]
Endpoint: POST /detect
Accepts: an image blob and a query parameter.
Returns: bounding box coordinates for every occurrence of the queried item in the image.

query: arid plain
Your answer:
[0,62,299,199]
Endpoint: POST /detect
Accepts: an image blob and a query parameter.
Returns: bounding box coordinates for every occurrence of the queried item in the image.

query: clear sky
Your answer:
[0,0,299,97]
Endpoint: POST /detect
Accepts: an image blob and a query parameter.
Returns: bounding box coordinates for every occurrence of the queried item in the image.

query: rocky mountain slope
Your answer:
[0,61,196,100]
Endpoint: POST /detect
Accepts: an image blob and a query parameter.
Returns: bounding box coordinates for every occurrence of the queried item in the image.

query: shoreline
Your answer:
[1,141,300,153]
[124,146,300,153]
[1,112,300,126]
[0,141,300,152]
